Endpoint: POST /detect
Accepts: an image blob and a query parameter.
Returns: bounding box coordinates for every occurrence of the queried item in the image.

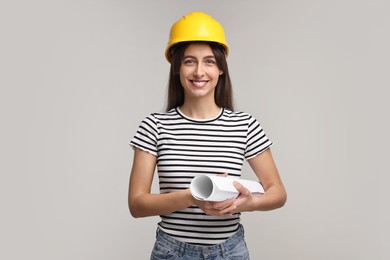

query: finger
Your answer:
[213,198,235,210]
[233,181,250,196]
[217,172,228,177]
[219,204,238,215]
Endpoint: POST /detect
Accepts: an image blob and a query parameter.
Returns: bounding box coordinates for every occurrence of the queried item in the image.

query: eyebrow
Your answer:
[182,55,216,60]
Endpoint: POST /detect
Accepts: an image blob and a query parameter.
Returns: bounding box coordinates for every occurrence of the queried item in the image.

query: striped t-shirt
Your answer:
[130,107,272,245]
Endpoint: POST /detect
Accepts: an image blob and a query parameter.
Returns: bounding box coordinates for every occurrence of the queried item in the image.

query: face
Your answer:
[179,43,223,102]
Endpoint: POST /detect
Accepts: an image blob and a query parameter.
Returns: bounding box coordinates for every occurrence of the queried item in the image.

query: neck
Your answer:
[179,100,221,119]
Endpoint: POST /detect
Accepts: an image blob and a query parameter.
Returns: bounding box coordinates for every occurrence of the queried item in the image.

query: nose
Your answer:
[193,63,205,78]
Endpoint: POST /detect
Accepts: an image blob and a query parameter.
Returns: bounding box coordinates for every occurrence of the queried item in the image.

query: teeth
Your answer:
[192,81,207,87]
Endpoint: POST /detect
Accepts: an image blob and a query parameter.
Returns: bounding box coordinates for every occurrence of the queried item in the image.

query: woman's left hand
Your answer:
[228,181,256,214]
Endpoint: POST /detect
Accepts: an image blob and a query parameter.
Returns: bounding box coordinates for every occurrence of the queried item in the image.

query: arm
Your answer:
[128,148,237,217]
[128,148,194,218]
[224,148,287,214]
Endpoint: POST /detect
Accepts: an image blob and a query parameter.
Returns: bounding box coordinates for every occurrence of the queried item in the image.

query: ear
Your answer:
[219,71,224,75]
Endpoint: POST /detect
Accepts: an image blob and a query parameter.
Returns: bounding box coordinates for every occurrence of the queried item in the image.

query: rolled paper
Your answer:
[190,175,264,201]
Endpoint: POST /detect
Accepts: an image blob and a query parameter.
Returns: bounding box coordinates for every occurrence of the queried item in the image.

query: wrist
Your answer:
[185,189,196,206]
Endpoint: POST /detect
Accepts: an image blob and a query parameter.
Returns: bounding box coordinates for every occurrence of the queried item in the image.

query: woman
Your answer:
[129,12,287,260]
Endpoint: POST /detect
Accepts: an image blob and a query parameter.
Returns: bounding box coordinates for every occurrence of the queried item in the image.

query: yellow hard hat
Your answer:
[165,12,229,63]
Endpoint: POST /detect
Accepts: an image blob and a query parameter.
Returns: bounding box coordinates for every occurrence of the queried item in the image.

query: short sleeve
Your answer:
[129,115,158,156]
[245,115,273,160]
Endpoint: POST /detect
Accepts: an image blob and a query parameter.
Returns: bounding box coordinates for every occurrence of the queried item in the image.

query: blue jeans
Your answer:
[150,225,250,260]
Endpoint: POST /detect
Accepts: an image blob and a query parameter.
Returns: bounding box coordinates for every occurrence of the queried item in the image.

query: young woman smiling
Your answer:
[129,12,287,260]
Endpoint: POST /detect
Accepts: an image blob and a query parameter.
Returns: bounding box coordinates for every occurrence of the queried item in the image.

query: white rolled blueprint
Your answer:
[190,175,265,201]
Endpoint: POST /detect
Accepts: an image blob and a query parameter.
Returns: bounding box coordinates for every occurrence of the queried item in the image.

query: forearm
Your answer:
[129,189,195,218]
[251,184,287,211]
[245,149,287,212]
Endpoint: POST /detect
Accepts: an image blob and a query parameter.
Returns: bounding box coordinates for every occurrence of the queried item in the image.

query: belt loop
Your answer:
[220,242,226,258]
[177,241,185,257]
[155,227,159,238]
[237,223,244,238]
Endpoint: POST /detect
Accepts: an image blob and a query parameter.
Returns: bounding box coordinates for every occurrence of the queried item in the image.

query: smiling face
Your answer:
[179,43,223,103]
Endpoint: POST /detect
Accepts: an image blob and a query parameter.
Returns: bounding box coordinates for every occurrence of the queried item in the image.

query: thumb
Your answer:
[233,181,250,196]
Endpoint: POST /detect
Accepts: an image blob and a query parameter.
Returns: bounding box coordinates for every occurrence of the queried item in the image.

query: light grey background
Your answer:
[1,0,389,259]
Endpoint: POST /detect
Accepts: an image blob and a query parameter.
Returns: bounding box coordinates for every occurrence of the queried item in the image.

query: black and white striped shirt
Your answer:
[130,107,272,245]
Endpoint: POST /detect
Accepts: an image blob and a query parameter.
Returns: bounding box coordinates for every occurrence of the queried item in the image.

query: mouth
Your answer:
[190,80,209,87]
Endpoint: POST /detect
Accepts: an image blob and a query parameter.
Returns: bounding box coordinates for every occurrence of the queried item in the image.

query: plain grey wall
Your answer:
[1,0,389,259]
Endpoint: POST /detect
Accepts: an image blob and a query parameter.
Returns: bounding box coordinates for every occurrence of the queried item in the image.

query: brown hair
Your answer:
[165,42,234,111]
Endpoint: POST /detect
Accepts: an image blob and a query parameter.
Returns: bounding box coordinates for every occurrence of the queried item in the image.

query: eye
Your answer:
[183,58,196,65]
[204,58,216,65]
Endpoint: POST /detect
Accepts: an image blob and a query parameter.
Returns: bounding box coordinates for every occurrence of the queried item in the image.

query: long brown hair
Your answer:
[165,42,234,111]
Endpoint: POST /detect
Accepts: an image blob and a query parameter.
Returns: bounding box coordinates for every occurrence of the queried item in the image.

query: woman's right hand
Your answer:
[191,173,237,216]
[193,197,237,216]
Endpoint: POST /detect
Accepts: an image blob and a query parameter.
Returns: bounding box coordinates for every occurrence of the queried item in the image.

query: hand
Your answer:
[229,181,256,214]
[194,181,255,215]
[194,197,237,216]
[192,173,236,216]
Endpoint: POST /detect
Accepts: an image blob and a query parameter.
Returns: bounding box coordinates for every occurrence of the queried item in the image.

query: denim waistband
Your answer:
[155,224,245,257]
